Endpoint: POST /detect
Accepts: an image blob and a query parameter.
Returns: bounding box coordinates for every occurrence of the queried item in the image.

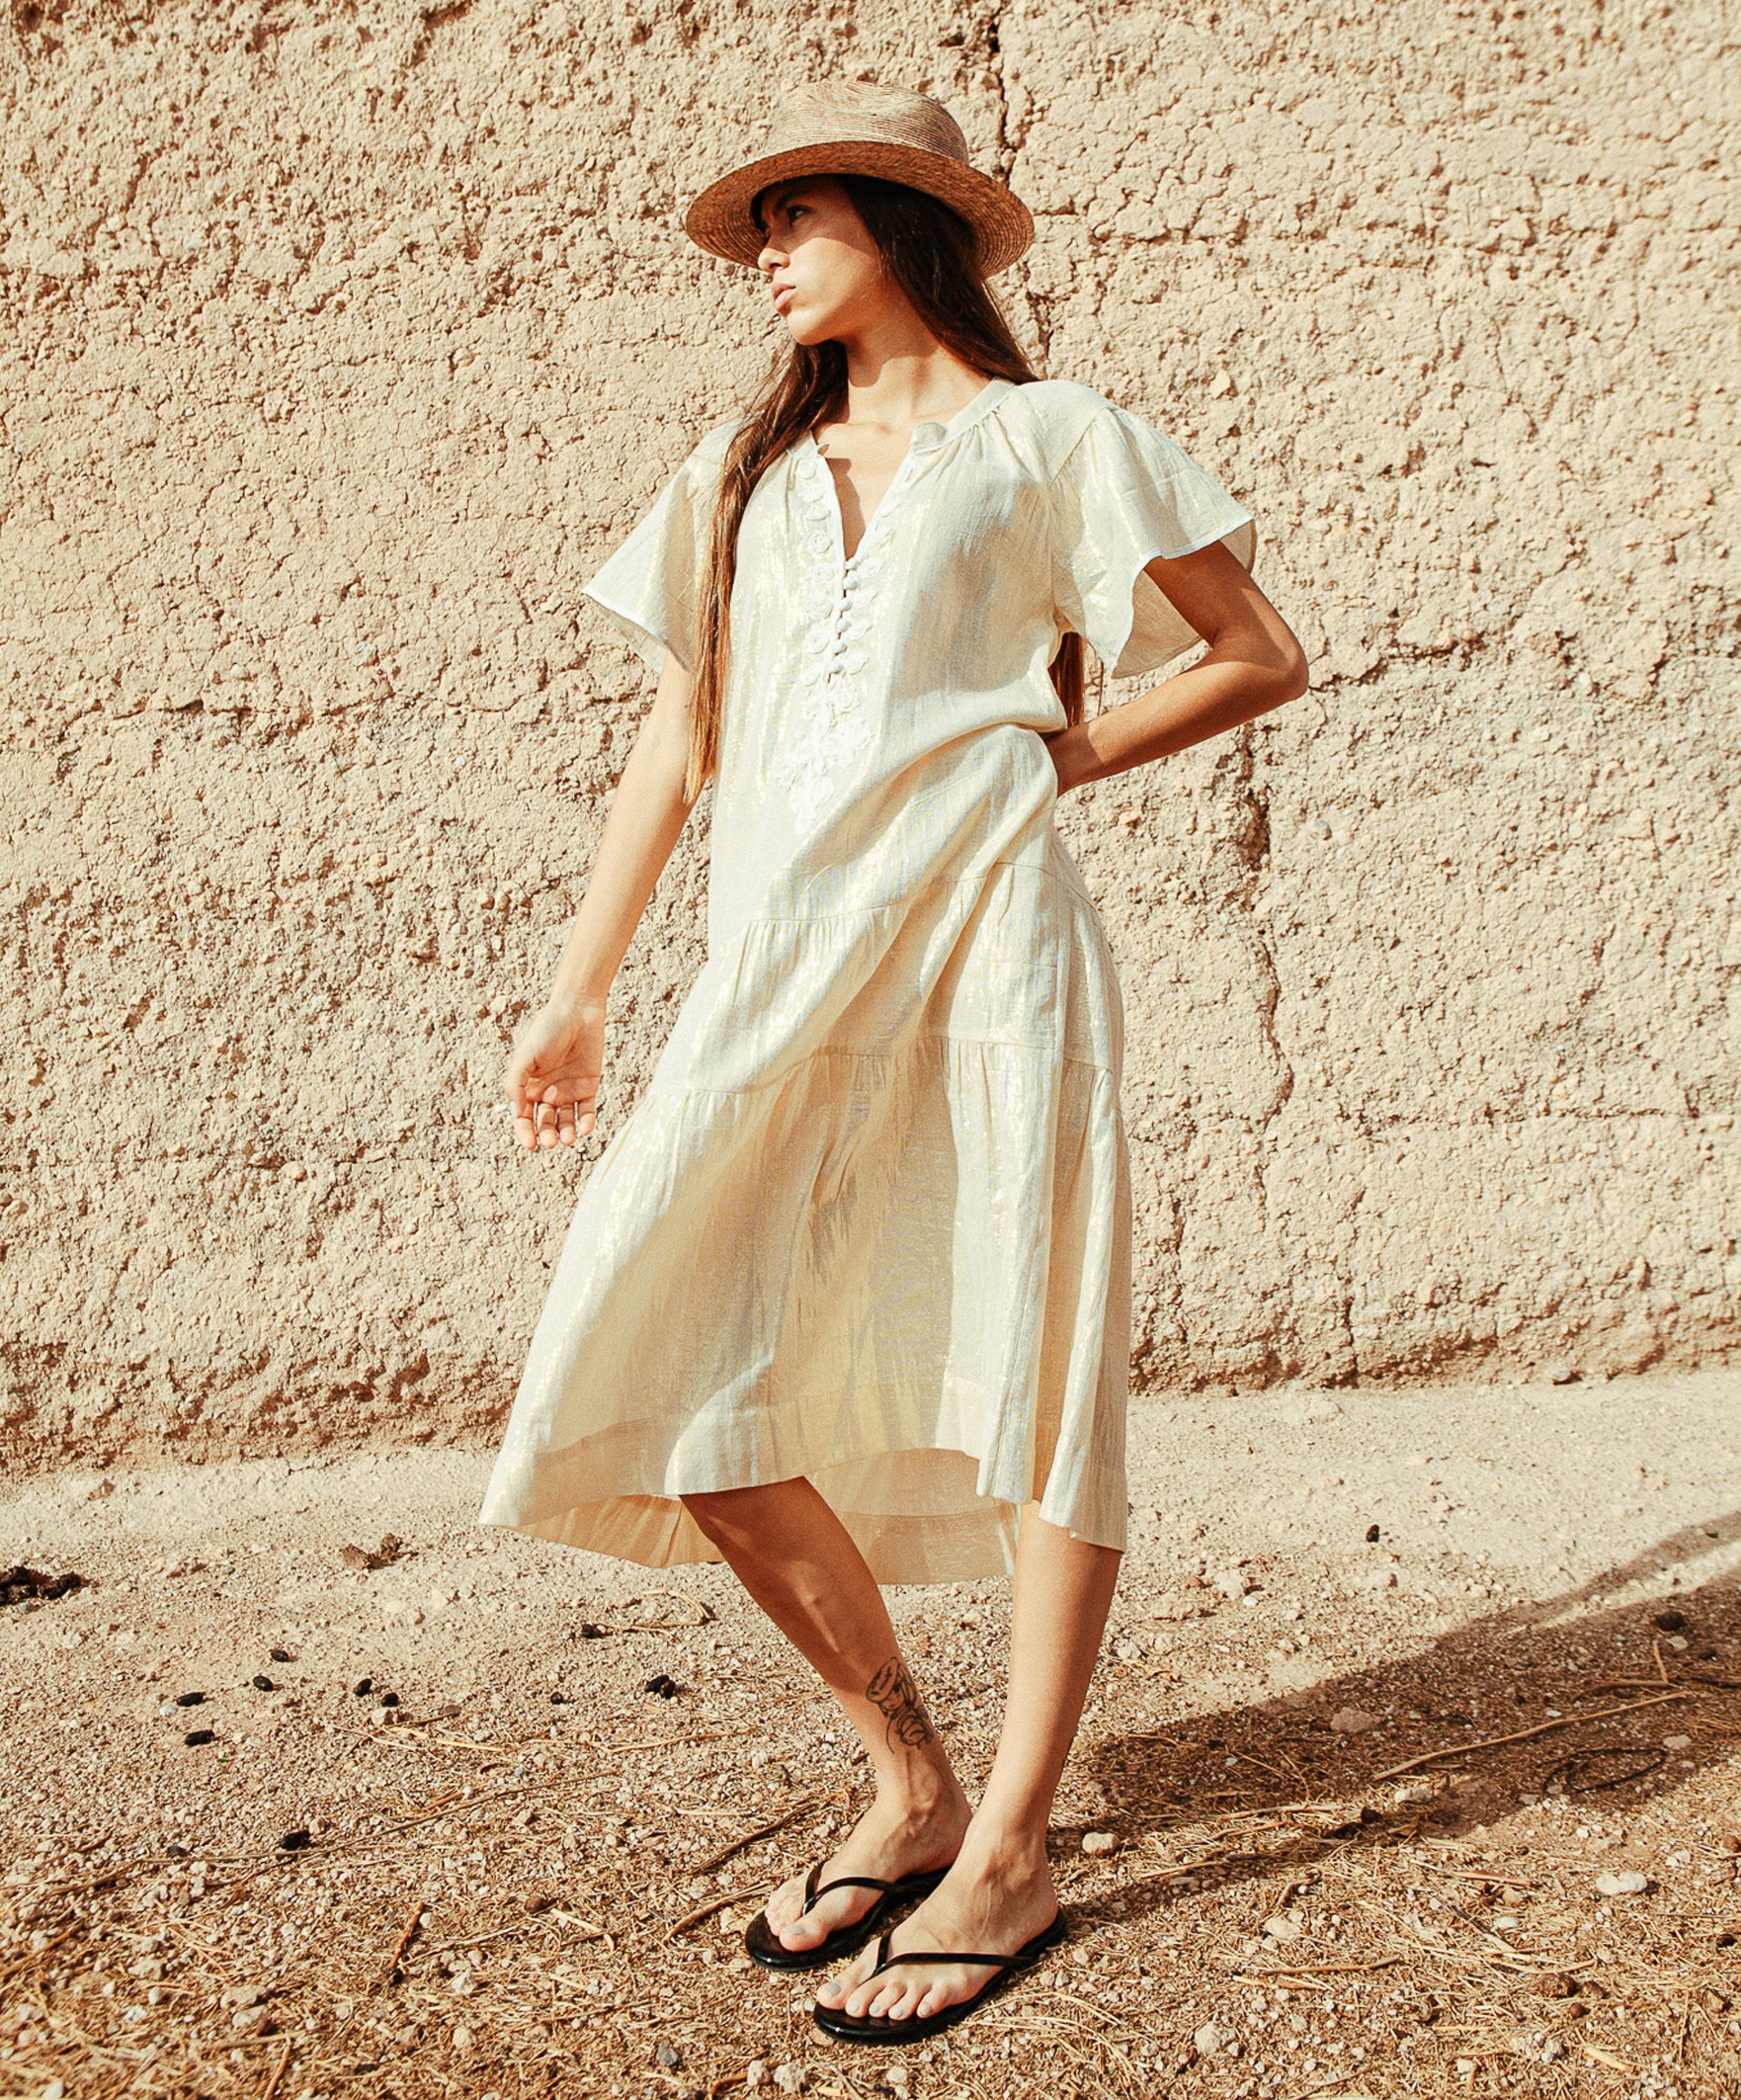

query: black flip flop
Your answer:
[811,1910,1067,2044]
[744,1862,951,1973]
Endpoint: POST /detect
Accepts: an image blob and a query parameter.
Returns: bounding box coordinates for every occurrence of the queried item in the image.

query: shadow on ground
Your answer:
[1069,1512,1741,1942]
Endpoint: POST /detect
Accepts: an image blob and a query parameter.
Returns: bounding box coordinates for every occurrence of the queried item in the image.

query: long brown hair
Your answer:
[685,175,1085,798]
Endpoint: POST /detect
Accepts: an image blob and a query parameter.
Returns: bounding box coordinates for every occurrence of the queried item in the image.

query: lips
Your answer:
[772,284,795,313]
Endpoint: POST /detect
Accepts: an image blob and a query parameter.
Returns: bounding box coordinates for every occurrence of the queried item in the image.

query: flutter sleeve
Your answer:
[581,428,732,675]
[1050,402,1257,681]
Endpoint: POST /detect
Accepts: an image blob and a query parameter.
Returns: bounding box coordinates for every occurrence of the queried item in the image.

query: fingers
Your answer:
[512,1078,600,1153]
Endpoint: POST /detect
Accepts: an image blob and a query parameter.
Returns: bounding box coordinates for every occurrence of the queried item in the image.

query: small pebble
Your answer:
[772,2066,805,2096]
[580,1623,606,1638]
[1195,2021,1225,2057]
[184,1728,215,1747]
[1081,1830,1119,1856]
[1366,1523,1381,1543]
[353,1677,373,1696]
[174,1692,206,1709]
[744,2064,769,2093]
[251,1674,276,1692]
[269,1646,293,1662]
[379,1691,399,1708]
[278,1829,311,1852]
[1594,1870,1649,1896]
[1330,1706,1381,1733]
[643,1673,679,1699]
[655,2039,684,2070]
[1662,1733,1691,1751]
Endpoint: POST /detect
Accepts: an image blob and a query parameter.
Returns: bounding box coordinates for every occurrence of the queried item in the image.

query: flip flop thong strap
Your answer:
[800,1871,892,1916]
[868,1945,1020,1977]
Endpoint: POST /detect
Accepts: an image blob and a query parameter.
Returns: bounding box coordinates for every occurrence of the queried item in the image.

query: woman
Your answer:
[480,82,1306,2045]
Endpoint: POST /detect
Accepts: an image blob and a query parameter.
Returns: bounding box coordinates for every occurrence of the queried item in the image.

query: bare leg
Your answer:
[682,1478,972,1953]
[816,1501,1120,2022]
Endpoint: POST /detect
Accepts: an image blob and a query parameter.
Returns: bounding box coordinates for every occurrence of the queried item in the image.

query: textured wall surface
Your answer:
[3,0,1737,1468]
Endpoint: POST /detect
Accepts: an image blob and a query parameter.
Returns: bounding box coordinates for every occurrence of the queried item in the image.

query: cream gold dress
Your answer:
[479,378,1254,1583]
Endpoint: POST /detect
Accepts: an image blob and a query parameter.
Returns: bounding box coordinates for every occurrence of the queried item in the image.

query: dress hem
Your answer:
[478,1458,1126,1588]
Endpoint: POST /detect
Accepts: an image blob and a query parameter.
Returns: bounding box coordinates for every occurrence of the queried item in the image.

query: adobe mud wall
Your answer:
[2,0,1736,1467]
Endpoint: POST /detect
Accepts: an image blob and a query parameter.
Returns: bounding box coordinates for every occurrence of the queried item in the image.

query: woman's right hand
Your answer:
[505,997,607,1151]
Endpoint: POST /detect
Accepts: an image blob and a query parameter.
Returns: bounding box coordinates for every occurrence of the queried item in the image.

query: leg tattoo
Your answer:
[866,1655,935,1750]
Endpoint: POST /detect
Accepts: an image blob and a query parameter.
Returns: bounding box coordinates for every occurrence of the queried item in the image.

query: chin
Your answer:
[780,299,851,349]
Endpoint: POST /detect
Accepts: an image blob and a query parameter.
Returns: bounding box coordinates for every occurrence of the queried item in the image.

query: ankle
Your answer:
[870,1757,969,1824]
[953,1812,1052,1881]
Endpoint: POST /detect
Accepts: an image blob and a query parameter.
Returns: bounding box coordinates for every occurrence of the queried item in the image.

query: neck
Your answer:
[835,304,987,428]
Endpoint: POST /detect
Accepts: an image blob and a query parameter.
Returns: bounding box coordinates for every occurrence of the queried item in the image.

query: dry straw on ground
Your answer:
[4,1381,1740,2098]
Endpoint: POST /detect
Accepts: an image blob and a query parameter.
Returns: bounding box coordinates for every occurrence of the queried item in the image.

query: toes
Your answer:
[887,1976,925,2020]
[817,1951,870,2009]
[859,1974,908,2021]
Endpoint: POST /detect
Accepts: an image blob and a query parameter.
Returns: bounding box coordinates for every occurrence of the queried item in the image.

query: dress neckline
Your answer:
[802,378,1015,561]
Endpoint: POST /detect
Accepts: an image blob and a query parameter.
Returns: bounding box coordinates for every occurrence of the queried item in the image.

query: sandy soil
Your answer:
[4,1372,1740,2099]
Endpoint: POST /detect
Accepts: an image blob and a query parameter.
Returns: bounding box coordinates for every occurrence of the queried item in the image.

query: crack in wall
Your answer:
[4,0,1736,1447]
[985,6,1014,179]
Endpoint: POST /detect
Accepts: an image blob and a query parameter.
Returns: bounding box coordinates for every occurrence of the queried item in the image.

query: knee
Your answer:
[681,1485,763,1543]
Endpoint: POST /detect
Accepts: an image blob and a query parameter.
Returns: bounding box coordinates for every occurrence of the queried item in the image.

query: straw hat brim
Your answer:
[685,142,1035,277]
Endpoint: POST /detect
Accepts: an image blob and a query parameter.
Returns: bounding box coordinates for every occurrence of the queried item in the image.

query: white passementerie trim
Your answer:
[771,442,917,834]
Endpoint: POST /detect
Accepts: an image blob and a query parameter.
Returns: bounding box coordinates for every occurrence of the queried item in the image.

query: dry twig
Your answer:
[690,1789,845,1878]
[1236,1956,1404,1981]
[258,2036,294,2100]
[634,1587,715,1629]
[1584,2042,1638,2072]
[379,1898,425,1979]
[0,1923,81,1990]
[662,1881,773,1942]
[1368,1691,1690,1781]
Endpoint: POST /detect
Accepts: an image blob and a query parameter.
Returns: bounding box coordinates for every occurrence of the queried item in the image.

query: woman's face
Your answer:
[755,178,888,346]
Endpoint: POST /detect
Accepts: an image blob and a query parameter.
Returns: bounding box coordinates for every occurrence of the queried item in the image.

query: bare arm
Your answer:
[506,649,696,1151]
[1044,541,1308,794]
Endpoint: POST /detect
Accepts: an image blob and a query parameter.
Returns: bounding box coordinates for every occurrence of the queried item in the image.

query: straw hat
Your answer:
[684,81,1035,277]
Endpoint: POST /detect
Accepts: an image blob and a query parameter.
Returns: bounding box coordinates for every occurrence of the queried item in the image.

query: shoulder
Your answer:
[675,418,744,484]
[996,380,1161,473]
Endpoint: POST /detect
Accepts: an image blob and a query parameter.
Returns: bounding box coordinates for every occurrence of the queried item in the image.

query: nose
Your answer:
[756,234,787,275]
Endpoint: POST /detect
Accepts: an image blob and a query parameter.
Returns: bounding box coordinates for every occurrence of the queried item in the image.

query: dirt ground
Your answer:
[4,1372,1740,2100]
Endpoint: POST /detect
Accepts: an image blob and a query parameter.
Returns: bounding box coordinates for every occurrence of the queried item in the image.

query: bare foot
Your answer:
[761,1785,971,1954]
[812,1849,1059,2021]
